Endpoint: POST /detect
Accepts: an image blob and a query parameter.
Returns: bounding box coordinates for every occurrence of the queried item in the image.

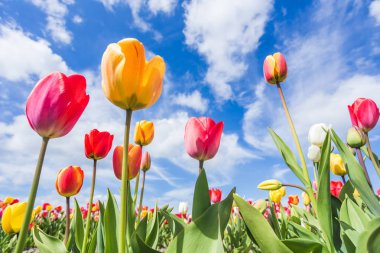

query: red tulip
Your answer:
[184,117,223,161]
[85,129,114,160]
[377,188,380,197]
[263,52,287,85]
[113,144,142,180]
[42,203,52,211]
[54,206,62,213]
[56,166,84,197]
[26,72,89,138]
[209,188,222,203]
[330,180,343,198]
[348,98,380,132]
[287,195,299,205]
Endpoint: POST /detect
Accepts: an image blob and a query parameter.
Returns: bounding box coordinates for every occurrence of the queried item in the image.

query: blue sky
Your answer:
[1,0,380,211]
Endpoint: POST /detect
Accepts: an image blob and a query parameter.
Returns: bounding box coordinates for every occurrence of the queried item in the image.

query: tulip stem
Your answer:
[365,133,380,177]
[199,160,204,174]
[276,83,317,210]
[82,159,97,252]
[341,176,346,184]
[120,109,133,253]
[137,170,146,224]
[282,183,308,193]
[15,137,49,253]
[64,197,70,246]
[133,172,140,214]
[356,148,373,189]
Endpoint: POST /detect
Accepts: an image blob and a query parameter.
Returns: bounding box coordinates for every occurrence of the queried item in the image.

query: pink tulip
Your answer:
[141,152,151,172]
[330,180,343,198]
[26,72,90,138]
[209,188,222,203]
[184,117,223,161]
[348,98,379,132]
[263,52,287,85]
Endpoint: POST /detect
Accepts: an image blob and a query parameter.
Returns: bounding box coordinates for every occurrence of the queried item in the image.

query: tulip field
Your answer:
[1,37,380,253]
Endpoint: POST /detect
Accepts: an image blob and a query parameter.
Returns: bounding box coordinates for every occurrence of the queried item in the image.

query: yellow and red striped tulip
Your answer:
[113,144,142,180]
[263,52,287,85]
[134,120,154,146]
[56,166,84,197]
[101,38,166,111]
[2,202,35,234]
[3,197,14,205]
[288,195,299,205]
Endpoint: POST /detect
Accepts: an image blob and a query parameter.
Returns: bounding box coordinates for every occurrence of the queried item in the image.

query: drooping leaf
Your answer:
[234,194,292,253]
[282,238,325,253]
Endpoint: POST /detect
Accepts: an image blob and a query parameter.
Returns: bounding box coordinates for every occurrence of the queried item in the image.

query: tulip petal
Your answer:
[203,121,224,160]
[2,206,13,234]
[263,56,277,85]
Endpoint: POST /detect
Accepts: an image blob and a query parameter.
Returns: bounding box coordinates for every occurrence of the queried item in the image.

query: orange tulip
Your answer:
[56,166,84,197]
[113,144,142,180]
[287,195,299,205]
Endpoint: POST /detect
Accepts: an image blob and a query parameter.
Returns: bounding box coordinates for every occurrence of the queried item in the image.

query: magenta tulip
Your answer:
[26,72,90,138]
[184,117,223,161]
[348,98,380,132]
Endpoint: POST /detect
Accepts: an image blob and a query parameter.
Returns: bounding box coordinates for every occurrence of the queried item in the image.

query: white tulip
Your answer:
[308,123,330,147]
[307,145,321,162]
[178,202,188,214]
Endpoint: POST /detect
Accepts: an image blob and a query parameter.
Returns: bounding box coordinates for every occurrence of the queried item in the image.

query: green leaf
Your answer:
[97,202,105,253]
[282,238,325,253]
[131,232,160,253]
[33,227,68,253]
[162,212,185,238]
[87,225,98,253]
[331,196,343,251]
[104,189,119,253]
[331,129,380,215]
[338,180,355,202]
[340,198,370,233]
[234,194,292,253]
[268,201,282,239]
[288,222,319,241]
[268,128,307,185]
[316,131,334,252]
[146,204,160,248]
[218,187,235,235]
[192,169,211,220]
[166,204,224,253]
[356,217,380,253]
[73,199,84,251]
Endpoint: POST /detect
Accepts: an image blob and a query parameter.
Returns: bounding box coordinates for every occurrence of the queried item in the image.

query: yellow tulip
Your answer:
[257,179,282,190]
[3,196,14,204]
[302,192,311,206]
[134,120,154,146]
[330,153,347,176]
[34,205,42,214]
[101,38,166,111]
[269,187,286,203]
[1,202,35,234]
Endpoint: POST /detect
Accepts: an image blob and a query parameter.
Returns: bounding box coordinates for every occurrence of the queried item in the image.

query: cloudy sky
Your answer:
[1,0,380,211]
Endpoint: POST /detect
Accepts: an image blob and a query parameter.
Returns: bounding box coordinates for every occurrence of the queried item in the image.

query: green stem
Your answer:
[82,159,97,252]
[356,148,373,189]
[365,133,380,177]
[133,146,142,212]
[64,196,70,246]
[137,170,146,224]
[199,160,204,175]
[120,109,132,253]
[282,183,308,193]
[276,83,317,210]
[313,162,318,187]
[15,137,49,253]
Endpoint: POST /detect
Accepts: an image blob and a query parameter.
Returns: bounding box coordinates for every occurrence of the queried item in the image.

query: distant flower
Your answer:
[330,180,343,198]
[209,188,222,203]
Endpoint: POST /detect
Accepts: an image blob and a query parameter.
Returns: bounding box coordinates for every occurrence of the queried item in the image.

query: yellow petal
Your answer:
[1,205,13,234]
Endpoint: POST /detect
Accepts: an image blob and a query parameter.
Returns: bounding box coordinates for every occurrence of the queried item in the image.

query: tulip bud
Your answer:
[330,153,347,176]
[134,121,154,146]
[302,192,311,206]
[178,202,188,214]
[308,123,330,147]
[257,179,282,190]
[288,195,299,205]
[269,187,286,204]
[346,127,366,148]
[141,152,151,172]
[56,166,84,197]
[112,144,142,180]
[263,52,287,85]
[1,202,35,234]
[307,145,321,162]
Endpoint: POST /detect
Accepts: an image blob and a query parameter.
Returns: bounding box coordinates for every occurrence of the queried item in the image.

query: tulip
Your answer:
[263,52,287,85]
[2,202,35,234]
[56,166,84,197]
[209,188,222,204]
[308,123,330,147]
[257,179,282,190]
[269,187,286,204]
[330,153,347,176]
[288,195,299,205]
[26,72,89,138]
[54,206,62,213]
[184,117,224,173]
[302,192,310,206]
[101,38,165,111]
[346,127,366,148]
[113,144,142,180]
[85,129,114,160]
[178,202,188,214]
[3,197,14,205]
[134,121,154,146]
[377,189,380,197]
[42,203,52,211]
[34,206,42,214]
[330,180,343,198]
[348,98,379,132]
[141,152,151,172]
[307,145,321,163]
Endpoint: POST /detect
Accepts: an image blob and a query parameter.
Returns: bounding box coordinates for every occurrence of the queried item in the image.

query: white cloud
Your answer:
[148,0,177,15]
[29,0,74,44]
[183,0,273,101]
[370,0,380,25]
[172,90,208,113]
[272,165,291,181]
[72,15,83,24]
[0,24,69,82]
